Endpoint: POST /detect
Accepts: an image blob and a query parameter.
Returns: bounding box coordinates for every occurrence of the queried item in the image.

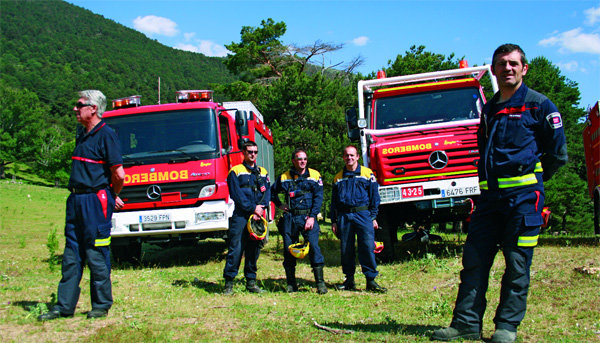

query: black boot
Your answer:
[285,267,298,293]
[312,266,328,294]
[223,278,234,295]
[335,275,355,291]
[366,278,387,293]
[246,279,265,293]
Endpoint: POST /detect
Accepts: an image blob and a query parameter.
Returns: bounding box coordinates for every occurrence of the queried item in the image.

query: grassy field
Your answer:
[1,182,599,342]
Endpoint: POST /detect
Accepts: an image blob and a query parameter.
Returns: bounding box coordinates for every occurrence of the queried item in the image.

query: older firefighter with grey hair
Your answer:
[39,90,125,321]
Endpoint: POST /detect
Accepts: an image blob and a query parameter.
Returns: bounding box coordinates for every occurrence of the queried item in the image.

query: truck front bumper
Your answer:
[111,199,234,238]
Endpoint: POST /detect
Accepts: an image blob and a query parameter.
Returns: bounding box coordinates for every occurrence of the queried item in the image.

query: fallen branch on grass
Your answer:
[574,263,600,276]
[313,321,354,334]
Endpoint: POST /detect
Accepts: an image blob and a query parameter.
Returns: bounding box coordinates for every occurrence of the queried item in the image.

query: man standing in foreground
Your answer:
[330,145,386,293]
[39,90,125,320]
[223,141,271,294]
[272,149,327,294]
[432,44,567,342]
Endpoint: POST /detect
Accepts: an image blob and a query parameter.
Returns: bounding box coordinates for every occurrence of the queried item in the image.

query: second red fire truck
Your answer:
[346,64,498,258]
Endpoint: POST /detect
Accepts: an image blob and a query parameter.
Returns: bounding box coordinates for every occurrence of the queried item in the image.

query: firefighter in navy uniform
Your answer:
[330,145,386,293]
[39,90,125,321]
[272,149,327,294]
[432,44,567,343]
[223,141,271,294]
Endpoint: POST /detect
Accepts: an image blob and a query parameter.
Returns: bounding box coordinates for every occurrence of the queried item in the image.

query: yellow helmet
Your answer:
[288,241,310,259]
[374,241,384,254]
[247,215,268,241]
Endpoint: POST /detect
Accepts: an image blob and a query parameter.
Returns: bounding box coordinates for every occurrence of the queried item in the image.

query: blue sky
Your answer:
[67,0,599,109]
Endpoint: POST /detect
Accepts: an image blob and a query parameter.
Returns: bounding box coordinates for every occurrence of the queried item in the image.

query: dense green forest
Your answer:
[0,1,593,233]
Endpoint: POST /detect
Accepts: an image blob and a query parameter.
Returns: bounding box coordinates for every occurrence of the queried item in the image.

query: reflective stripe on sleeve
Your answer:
[517,235,539,247]
[479,180,488,190]
[95,237,111,247]
[534,162,543,173]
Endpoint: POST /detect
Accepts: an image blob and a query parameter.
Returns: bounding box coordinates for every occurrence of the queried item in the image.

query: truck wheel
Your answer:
[111,240,142,265]
[375,215,397,263]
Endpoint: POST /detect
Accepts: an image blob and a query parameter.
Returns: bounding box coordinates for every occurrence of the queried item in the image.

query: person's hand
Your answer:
[114,196,124,210]
[332,223,338,237]
[373,219,379,230]
[254,205,265,218]
[279,204,290,212]
[304,217,315,231]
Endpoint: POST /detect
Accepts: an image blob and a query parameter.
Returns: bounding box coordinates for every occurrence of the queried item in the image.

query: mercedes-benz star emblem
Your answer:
[146,185,161,200]
[429,150,449,169]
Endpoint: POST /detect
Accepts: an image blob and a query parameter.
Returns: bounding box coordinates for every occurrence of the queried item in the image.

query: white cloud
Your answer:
[133,15,178,37]
[539,28,600,54]
[352,36,369,46]
[184,32,196,42]
[584,6,600,25]
[175,40,231,57]
[556,60,579,72]
[175,43,199,53]
[198,40,230,57]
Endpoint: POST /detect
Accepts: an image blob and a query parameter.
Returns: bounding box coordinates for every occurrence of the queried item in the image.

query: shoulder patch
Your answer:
[546,112,563,129]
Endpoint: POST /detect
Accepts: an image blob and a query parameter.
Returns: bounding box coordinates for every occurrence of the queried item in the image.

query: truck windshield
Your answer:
[105,109,218,164]
[374,87,483,129]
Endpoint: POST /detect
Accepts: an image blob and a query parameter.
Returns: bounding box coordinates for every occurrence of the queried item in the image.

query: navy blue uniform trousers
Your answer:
[338,210,378,279]
[223,214,261,280]
[56,189,114,314]
[279,213,324,269]
[451,187,544,333]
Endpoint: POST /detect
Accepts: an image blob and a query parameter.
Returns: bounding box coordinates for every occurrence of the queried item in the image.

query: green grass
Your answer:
[1,182,599,342]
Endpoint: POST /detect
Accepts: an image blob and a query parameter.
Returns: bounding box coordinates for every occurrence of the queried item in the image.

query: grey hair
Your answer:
[78,90,107,118]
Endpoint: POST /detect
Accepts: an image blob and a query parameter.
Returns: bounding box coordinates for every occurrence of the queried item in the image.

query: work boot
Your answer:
[491,329,517,343]
[335,275,355,291]
[430,326,480,341]
[366,279,387,293]
[285,267,298,293]
[246,279,265,293]
[312,265,328,294]
[87,308,108,319]
[37,308,72,321]
[223,279,234,295]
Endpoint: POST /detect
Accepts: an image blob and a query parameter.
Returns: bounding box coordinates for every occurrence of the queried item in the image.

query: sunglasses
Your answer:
[245,150,258,155]
[75,102,94,109]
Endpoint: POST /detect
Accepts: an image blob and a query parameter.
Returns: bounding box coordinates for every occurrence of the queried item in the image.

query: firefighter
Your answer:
[271,149,327,294]
[39,90,125,321]
[330,145,387,293]
[223,141,271,294]
[432,44,567,342]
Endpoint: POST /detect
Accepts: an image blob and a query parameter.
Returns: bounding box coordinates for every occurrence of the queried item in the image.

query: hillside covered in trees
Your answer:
[0,2,594,233]
[0,0,235,182]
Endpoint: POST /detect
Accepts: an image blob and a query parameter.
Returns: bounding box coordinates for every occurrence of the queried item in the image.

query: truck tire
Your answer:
[111,239,142,265]
[375,213,397,263]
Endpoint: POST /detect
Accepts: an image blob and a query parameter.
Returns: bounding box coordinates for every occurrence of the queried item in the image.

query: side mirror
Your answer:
[345,107,360,142]
[235,110,249,136]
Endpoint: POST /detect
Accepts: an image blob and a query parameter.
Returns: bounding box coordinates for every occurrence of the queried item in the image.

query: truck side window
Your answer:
[219,115,230,152]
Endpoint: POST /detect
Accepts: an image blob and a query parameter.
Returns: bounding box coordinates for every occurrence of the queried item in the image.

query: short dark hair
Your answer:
[243,140,258,151]
[291,148,306,160]
[492,43,527,67]
[344,145,358,154]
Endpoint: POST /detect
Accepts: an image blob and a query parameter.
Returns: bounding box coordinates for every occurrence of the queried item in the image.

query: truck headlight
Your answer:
[195,211,226,223]
[199,185,216,198]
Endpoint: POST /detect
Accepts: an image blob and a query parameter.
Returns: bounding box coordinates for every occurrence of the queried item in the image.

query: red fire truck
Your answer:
[346,64,498,258]
[102,91,275,262]
[583,101,599,234]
